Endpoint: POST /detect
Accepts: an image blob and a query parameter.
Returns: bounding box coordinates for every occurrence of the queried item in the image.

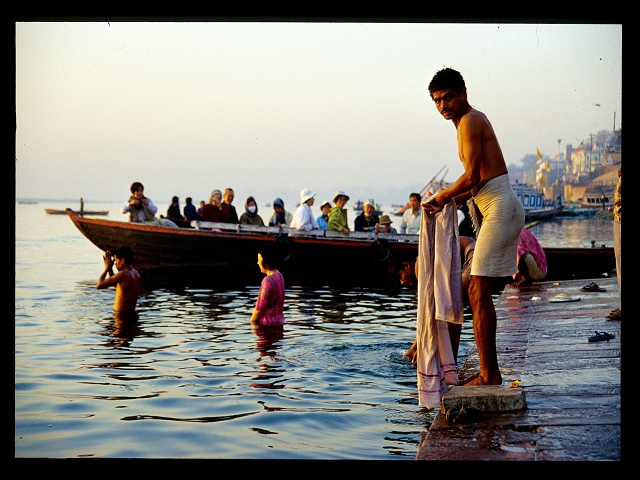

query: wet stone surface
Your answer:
[416,277,621,461]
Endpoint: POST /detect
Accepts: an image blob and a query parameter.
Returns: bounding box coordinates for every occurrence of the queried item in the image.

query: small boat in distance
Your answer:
[353,199,383,216]
[512,183,563,222]
[45,198,109,216]
[46,208,109,216]
[576,187,615,209]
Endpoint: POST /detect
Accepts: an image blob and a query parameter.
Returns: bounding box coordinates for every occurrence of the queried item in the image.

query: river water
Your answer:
[15,201,614,458]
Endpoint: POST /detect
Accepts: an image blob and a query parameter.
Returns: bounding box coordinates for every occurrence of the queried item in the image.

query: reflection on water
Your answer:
[16,272,450,458]
[527,216,613,248]
[15,203,612,459]
[105,311,141,348]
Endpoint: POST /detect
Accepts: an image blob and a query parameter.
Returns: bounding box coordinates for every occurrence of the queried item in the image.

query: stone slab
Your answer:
[441,385,527,413]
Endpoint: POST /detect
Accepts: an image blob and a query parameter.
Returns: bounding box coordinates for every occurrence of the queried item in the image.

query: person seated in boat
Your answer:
[223,188,239,224]
[239,196,265,226]
[399,193,422,235]
[290,188,319,232]
[510,228,547,287]
[201,189,232,223]
[316,200,332,230]
[198,200,206,217]
[250,245,286,326]
[96,245,140,313]
[122,182,178,227]
[268,198,293,227]
[166,196,184,221]
[183,197,201,221]
[388,235,476,365]
[376,215,397,234]
[354,199,380,232]
[328,191,350,235]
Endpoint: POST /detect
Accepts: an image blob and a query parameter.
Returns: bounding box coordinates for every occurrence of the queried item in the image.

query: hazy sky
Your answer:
[15,21,621,207]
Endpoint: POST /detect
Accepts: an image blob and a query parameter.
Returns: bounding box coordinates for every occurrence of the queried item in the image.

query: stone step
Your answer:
[441,385,527,413]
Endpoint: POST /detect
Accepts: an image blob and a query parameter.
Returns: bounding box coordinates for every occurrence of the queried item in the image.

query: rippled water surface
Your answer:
[15,201,613,458]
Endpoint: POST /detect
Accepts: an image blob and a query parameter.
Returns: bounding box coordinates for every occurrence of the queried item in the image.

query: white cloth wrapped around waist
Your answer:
[468,174,524,278]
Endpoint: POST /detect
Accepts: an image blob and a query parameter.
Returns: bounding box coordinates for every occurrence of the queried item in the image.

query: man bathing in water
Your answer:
[96,245,141,313]
[423,68,524,386]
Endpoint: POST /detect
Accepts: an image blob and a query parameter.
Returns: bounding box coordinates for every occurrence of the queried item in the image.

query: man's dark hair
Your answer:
[130,182,144,194]
[428,67,466,97]
[388,250,415,282]
[186,197,193,204]
[409,192,421,202]
[114,245,134,265]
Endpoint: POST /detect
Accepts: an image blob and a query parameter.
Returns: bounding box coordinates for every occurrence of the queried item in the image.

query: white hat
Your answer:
[320,200,332,209]
[300,188,316,204]
[333,190,350,203]
[364,199,375,208]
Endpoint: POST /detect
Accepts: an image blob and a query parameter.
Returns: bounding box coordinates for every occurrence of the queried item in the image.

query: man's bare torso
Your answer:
[457,109,508,196]
[114,268,140,312]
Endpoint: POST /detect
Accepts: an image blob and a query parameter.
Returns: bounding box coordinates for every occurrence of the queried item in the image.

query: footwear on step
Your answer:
[550,293,581,303]
[588,331,615,342]
[581,282,606,292]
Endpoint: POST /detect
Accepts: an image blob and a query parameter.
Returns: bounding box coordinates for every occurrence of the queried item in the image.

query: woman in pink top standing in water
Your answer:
[250,246,285,326]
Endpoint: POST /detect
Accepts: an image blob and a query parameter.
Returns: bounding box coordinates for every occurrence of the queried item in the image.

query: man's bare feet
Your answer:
[463,372,502,386]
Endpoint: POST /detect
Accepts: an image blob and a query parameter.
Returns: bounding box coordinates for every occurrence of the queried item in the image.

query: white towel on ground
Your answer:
[415,201,463,408]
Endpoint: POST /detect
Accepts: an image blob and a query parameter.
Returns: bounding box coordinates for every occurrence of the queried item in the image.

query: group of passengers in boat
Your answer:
[126,180,404,236]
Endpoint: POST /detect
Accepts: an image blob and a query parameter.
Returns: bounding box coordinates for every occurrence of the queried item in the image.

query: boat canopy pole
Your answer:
[394,165,447,215]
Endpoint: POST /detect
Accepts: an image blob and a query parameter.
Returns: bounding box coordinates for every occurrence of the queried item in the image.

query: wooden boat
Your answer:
[576,187,615,209]
[66,209,615,285]
[46,198,108,216]
[65,209,415,286]
[46,208,109,216]
[524,204,564,221]
[512,183,563,222]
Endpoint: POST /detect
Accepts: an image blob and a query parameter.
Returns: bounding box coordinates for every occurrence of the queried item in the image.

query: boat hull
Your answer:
[524,205,564,221]
[66,209,415,286]
[66,209,616,285]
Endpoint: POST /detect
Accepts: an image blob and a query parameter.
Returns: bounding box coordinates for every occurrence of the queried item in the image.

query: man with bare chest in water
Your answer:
[96,245,140,312]
[422,68,524,386]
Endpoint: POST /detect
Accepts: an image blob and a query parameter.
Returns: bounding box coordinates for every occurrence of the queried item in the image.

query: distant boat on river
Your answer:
[45,208,109,216]
[512,183,563,222]
[45,198,108,216]
[353,199,383,216]
[576,186,615,209]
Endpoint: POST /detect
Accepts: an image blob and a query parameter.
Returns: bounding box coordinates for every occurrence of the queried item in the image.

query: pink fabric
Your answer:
[415,202,463,409]
[516,228,547,274]
[255,271,286,326]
